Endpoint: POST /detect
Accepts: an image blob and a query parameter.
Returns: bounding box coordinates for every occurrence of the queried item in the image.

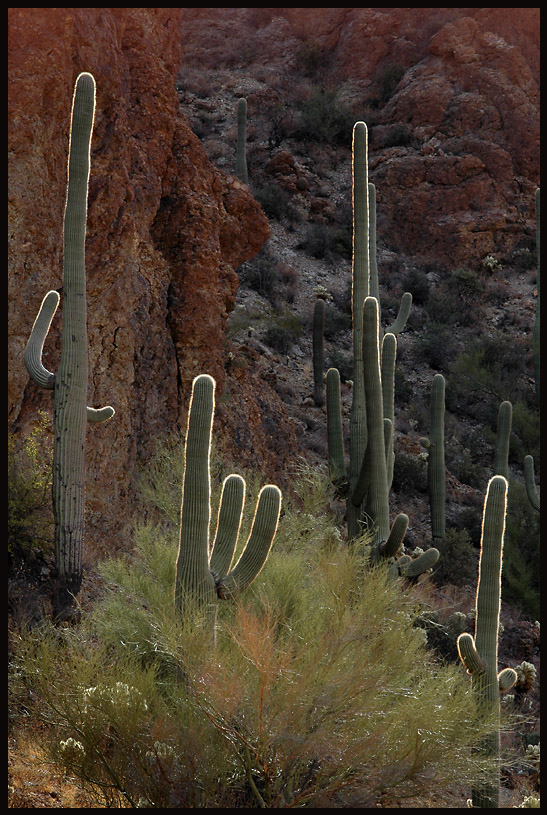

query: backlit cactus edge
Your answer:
[24,73,114,609]
[457,475,517,808]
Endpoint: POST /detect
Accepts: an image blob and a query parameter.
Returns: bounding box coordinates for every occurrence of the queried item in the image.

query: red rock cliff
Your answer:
[8,8,270,552]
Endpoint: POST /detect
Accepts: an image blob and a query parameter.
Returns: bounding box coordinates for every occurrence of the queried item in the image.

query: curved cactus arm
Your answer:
[379,512,408,559]
[218,485,282,599]
[385,291,413,336]
[524,455,540,511]
[24,290,60,389]
[498,667,518,692]
[399,546,439,578]
[87,405,115,422]
[493,400,512,479]
[457,632,487,675]
[325,367,347,486]
[175,374,216,612]
[210,474,246,579]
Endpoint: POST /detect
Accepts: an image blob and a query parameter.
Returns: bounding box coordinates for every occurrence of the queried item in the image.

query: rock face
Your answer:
[180,7,539,265]
[8,8,271,552]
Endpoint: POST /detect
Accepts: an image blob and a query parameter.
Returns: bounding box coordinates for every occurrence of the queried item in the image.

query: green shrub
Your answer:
[296,87,355,146]
[432,528,479,588]
[502,479,540,619]
[391,451,428,495]
[263,312,302,355]
[8,413,54,568]
[254,183,294,222]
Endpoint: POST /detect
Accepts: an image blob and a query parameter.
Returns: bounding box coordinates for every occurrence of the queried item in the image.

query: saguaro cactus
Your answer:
[235,97,249,185]
[24,73,114,611]
[174,375,282,632]
[456,475,517,808]
[493,400,512,479]
[312,297,326,406]
[420,374,446,544]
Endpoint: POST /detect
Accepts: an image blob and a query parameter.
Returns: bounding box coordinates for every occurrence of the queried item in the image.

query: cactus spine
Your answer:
[235,97,249,185]
[420,374,446,544]
[174,375,282,631]
[456,475,517,808]
[24,73,114,609]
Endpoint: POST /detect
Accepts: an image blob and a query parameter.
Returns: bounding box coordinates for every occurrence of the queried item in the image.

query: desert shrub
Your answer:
[8,413,54,568]
[298,221,352,261]
[296,86,355,146]
[402,267,430,305]
[326,348,353,383]
[432,528,479,588]
[391,451,428,495]
[238,252,283,303]
[253,182,294,222]
[502,479,540,620]
[12,463,500,808]
[413,319,459,371]
[262,311,302,355]
[377,63,405,103]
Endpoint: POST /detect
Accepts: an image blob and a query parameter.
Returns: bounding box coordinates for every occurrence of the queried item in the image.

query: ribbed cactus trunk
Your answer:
[52,72,95,588]
[24,73,114,617]
[493,400,512,479]
[427,374,446,544]
[457,476,517,808]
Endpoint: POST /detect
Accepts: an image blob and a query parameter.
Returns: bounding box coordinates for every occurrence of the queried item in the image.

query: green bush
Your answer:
[391,452,428,495]
[12,464,499,808]
[263,312,302,355]
[296,87,355,146]
[8,413,54,568]
[432,528,479,588]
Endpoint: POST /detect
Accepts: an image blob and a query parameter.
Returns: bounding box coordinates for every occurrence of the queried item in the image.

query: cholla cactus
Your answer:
[514,661,537,693]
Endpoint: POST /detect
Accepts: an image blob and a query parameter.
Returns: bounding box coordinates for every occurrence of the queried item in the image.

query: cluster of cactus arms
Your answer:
[420,374,446,544]
[24,73,114,608]
[456,476,517,808]
[174,375,282,633]
[235,97,249,185]
[324,122,438,576]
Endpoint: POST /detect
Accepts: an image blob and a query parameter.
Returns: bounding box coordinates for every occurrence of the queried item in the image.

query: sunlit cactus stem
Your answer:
[456,476,517,808]
[23,72,114,614]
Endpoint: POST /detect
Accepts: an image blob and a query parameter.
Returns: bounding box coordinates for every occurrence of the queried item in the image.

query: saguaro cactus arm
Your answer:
[24,290,60,389]
[523,455,540,512]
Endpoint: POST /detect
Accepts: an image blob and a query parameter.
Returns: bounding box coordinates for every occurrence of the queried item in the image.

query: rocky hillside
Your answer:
[9,8,539,558]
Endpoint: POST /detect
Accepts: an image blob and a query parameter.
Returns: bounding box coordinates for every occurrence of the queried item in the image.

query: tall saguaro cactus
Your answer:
[235,97,249,185]
[175,375,282,633]
[420,374,446,544]
[457,476,517,808]
[24,73,114,612]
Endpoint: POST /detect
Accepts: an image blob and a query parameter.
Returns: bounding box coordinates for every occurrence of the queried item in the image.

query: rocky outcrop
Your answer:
[180,8,539,266]
[8,8,273,552]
